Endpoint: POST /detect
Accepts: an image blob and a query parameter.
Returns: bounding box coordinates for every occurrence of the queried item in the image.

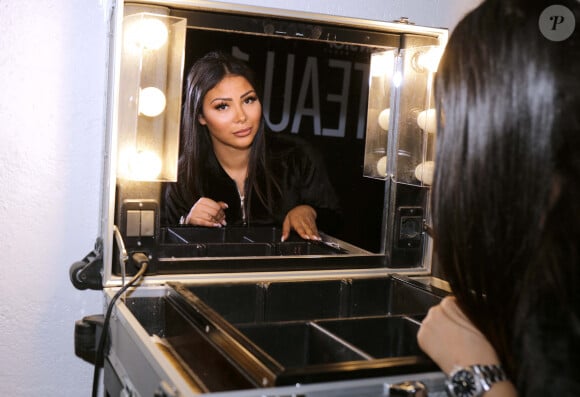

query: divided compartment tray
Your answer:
[159,226,347,257]
[162,276,442,389]
[123,276,444,392]
[175,276,442,324]
[234,315,424,370]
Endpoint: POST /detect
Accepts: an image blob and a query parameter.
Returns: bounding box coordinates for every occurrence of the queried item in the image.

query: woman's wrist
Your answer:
[446,364,515,397]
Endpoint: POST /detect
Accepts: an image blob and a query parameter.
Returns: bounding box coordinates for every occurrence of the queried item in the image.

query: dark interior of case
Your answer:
[121,226,386,275]
[161,226,348,257]
[125,275,446,392]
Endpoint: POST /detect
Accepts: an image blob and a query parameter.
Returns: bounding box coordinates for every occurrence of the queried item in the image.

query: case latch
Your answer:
[389,380,428,396]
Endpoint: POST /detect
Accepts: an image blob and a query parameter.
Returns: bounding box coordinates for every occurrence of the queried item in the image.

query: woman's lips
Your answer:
[233,127,252,137]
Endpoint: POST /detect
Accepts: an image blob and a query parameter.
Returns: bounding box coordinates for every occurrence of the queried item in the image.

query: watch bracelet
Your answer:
[477,364,506,382]
[472,364,507,391]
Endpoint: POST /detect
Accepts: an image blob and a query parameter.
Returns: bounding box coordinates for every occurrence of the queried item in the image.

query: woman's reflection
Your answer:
[163,51,341,241]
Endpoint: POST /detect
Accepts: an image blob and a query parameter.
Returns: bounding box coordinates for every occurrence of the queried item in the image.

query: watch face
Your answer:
[447,369,479,397]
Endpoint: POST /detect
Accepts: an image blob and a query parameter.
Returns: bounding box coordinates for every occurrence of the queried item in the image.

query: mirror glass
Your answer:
[162,10,403,253]
[113,5,441,274]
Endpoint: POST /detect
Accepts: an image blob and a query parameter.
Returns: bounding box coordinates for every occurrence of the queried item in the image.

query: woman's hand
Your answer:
[418,297,518,396]
[184,197,228,227]
[417,296,501,374]
[281,205,319,242]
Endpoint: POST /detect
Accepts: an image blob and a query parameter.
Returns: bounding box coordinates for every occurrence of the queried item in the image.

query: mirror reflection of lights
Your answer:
[416,108,437,134]
[138,87,167,117]
[378,108,390,131]
[124,17,169,51]
[127,150,163,180]
[415,47,443,73]
[392,71,403,88]
[415,161,434,185]
[376,155,388,177]
[370,51,395,77]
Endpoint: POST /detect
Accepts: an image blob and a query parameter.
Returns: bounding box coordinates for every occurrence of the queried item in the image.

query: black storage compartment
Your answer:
[317,316,422,359]
[182,276,441,324]
[237,322,371,367]
[123,275,445,391]
[160,226,348,258]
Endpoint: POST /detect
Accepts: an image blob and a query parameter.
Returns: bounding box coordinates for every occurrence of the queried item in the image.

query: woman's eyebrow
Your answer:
[209,90,255,104]
[240,89,256,98]
[209,96,232,104]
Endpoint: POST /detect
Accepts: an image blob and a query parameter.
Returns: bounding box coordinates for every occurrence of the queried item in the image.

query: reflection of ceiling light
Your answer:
[378,108,390,130]
[416,108,437,134]
[415,161,434,185]
[124,17,169,51]
[138,87,166,117]
[127,150,163,180]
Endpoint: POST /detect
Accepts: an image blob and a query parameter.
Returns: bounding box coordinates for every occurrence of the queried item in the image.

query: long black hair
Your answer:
[432,0,580,388]
[179,51,280,220]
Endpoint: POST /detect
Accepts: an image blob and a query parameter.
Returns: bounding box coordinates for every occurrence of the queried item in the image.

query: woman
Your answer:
[163,51,341,242]
[417,0,580,396]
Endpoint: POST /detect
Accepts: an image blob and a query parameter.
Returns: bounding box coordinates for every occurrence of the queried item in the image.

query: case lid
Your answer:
[101,0,447,287]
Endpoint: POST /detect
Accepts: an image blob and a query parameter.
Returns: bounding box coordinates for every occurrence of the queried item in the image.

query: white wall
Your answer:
[0,0,480,395]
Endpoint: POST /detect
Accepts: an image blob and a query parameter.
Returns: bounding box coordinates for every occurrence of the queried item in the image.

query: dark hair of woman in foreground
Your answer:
[431,0,580,394]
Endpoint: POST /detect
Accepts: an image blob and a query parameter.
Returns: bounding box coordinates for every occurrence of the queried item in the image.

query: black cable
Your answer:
[91,253,149,397]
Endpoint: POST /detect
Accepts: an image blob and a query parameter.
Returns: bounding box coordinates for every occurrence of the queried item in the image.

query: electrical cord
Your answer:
[113,225,129,286]
[91,252,149,397]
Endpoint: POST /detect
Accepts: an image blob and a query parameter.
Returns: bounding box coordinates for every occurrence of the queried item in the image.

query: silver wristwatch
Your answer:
[446,364,507,397]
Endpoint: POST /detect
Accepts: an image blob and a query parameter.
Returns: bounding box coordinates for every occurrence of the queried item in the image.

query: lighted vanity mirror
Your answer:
[111,2,445,276]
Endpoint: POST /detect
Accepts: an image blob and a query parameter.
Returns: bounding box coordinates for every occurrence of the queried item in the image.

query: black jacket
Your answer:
[163,132,342,234]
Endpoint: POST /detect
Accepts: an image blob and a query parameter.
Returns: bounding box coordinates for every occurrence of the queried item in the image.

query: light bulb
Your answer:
[370,51,395,77]
[417,108,437,134]
[415,47,443,73]
[378,108,390,131]
[139,86,166,117]
[124,17,169,51]
[414,161,435,185]
[127,150,163,180]
[376,155,388,177]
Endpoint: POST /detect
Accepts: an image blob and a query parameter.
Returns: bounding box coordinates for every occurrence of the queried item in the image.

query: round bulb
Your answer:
[417,108,437,134]
[376,155,388,177]
[378,108,390,131]
[139,87,166,117]
[370,51,394,77]
[414,161,435,185]
[128,150,163,180]
[416,47,443,72]
[125,17,169,50]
